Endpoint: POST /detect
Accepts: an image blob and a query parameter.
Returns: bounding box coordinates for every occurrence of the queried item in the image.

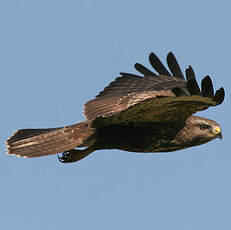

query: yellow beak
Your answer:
[214,127,222,140]
[214,127,221,134]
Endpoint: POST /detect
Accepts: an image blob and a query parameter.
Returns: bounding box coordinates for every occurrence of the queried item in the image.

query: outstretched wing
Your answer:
[84,52,224,128]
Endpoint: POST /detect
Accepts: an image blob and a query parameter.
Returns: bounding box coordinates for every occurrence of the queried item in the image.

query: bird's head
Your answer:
[180,116,222,147]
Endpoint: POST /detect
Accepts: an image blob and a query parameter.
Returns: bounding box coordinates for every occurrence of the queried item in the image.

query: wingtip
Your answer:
[201,75,214,98]
[185,65,196,81]
[166,52,174,62]
[213,87,225,105]
[134,63,157,77]
[167,51,174,57]
[149,52,155,57]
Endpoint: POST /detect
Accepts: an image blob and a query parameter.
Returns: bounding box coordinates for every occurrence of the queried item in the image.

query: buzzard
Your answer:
[6,52,225,163]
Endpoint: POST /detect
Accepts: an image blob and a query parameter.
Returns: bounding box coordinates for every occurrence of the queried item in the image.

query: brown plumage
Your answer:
[6,52,225,163]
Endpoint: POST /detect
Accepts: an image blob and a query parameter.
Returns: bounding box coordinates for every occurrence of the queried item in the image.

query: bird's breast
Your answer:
[95,123,185,153]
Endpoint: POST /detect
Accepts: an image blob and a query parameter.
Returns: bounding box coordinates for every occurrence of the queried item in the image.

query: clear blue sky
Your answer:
[0,0,230,229]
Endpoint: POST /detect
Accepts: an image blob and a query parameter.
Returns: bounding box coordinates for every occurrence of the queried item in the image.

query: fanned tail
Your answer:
[6,121,95,158]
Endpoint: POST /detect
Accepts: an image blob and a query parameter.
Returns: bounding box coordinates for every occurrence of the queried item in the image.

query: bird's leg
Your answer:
[58,146,95,163]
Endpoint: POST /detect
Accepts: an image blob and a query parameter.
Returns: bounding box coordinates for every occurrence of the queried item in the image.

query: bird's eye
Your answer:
[199,124,210,130]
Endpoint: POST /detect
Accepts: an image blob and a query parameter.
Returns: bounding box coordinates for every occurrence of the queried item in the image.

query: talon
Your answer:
[57,148,93,163]
[58,154,64,163]
[58,151,73,163]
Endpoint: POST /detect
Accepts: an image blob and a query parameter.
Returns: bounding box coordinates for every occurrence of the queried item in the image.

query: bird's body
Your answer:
[85,115,221,153]
[6,52,225,163]
[95,121,185,153]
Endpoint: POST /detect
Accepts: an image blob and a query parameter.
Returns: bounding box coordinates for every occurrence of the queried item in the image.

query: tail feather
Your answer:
[6,121,95,158]
[7,128,60,144]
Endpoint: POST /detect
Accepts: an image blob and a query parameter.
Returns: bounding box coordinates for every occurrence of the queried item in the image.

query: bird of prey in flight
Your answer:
[6,52,225,163]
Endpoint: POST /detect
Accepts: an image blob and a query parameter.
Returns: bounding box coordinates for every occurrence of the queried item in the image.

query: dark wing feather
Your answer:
[201,76,214,98]
[167,52,185,79]
[84,52,224,128]
[186,65,196,80]
[213,87,225,104]
[186,79,202,96]
[134,63,157,76]
[149,52,171,75]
